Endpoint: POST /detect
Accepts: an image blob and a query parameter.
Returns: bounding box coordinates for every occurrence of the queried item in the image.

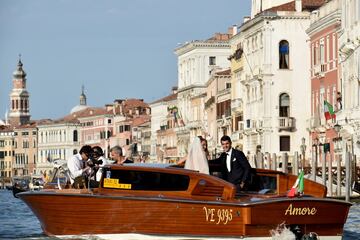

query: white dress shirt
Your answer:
[226,148,233,172]
[67,153,85,183]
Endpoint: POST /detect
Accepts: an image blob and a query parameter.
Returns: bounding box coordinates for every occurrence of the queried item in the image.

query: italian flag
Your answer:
[287,170,305,198]
[324,100,336,121]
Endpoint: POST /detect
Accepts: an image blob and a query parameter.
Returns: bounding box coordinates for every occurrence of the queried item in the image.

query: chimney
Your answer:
[171,86,178,94]
[243,16,251,24]
[232,25,238,36]
[105,104,113,112]
[295,0,302,12]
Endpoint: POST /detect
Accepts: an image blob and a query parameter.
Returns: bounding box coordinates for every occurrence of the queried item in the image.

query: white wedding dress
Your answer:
[185,137,209,174]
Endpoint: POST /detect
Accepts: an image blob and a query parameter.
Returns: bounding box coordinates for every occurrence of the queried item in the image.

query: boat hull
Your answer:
[18,192,350,238]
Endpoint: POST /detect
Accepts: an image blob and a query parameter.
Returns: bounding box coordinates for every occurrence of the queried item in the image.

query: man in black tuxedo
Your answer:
[213,135,252,191]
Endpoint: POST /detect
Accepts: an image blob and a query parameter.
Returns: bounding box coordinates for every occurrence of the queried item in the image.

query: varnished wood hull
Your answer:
[18,191,351,238]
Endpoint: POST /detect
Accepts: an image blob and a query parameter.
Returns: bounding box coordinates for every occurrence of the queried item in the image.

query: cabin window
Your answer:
[102,169,190,191]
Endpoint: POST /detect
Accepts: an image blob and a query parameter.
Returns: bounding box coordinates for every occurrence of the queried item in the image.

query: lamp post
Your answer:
[300,137,306,169]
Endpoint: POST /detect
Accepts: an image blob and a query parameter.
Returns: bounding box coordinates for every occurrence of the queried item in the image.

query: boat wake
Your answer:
[270,223,296,240]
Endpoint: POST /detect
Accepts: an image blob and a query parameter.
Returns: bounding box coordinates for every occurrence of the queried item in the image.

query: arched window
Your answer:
[279,93,290,117]
[73,130,78,142]
[279,40,289,69]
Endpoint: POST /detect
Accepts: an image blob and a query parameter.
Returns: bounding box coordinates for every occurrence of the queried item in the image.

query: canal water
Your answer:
[0,190,359,239]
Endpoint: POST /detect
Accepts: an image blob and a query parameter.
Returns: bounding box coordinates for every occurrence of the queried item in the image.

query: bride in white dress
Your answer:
[184,137,209,174]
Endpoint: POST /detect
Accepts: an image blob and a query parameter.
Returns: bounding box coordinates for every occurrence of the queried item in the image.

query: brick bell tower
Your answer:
[9,55,31,126]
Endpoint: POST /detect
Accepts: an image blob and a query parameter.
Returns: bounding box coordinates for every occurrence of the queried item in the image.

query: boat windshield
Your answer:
[102,169,190,191]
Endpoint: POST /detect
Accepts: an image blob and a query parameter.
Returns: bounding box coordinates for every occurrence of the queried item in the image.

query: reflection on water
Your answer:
[0,190,359,240]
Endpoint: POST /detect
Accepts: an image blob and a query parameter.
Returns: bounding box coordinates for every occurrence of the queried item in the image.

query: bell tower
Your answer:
[9,55,30,126]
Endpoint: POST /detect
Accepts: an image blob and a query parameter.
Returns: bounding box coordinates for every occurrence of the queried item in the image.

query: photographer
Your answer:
[91,146,108,182]
[67,145,93,187]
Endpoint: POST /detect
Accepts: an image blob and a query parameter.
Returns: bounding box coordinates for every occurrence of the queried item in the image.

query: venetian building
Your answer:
[306,0,341,164]
[205,69,232,157]
[9,57,30,126]
[236,0,324,159]
[13,123,38,176]
[150,88,178,162]
[338,0,360,157]
[0,125,15,186]
[174,31,232,158]
[109,98,150,159]
[229,25,245,151]
[36,117,81,175]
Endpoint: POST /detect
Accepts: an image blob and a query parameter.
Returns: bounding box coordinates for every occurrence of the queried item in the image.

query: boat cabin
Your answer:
[45,163,326,200]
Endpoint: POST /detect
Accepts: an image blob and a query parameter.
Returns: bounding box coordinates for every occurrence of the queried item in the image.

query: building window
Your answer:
[279,93,290,117]
[280,136,290,151]
[209,56,216,66]
[279,40,289,69]
[73,130,78,142]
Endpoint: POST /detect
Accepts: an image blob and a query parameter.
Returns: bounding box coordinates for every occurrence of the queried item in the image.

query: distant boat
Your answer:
[12,174,45,198]
[18,164,351,239]
[12,176,30,198]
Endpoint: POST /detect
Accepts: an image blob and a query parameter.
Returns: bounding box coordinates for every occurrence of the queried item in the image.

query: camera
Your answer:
[86,158,103,168]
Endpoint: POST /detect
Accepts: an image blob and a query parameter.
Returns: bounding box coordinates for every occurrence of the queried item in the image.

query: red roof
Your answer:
[215,69,231,76]
[151,93,178,104]
[132,116,151,127]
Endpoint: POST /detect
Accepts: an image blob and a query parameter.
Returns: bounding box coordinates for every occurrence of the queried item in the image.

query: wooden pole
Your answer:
[321,149,326,186]
[265,153,271,169]
[337,154,341,196]
[282,152,288,174]
[345,152,351,202]
[293,151,299,175]
[328,153,333,197]
[311,145,317,181]
[271,153,277,170]
[256,152,264,169]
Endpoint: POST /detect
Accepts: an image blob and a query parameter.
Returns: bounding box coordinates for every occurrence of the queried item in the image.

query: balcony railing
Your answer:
[278,117,295,131]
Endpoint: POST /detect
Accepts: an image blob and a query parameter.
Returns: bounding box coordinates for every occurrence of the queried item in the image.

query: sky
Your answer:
[0,0,251,120]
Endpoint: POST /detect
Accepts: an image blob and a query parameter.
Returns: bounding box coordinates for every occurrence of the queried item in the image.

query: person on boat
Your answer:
[91,146,108,181]
[110,145,133,164]
[178,136,210,174]
[67,145,93,185]
[212,135,252,191]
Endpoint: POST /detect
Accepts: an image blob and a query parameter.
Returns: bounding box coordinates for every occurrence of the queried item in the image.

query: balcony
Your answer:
[278,117,295,131]
[231,98,243,112]
[313,64,325,77]
[186,120,202,130]
[205,96,215,109]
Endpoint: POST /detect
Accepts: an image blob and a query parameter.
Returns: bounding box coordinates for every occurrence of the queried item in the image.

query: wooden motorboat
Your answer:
[18,164,351,239]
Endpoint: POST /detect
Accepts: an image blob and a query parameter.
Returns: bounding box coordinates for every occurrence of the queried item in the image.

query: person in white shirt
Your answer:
[67,145,93,184]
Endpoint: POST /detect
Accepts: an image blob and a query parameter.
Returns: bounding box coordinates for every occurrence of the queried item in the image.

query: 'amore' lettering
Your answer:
[285,204,317,216]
